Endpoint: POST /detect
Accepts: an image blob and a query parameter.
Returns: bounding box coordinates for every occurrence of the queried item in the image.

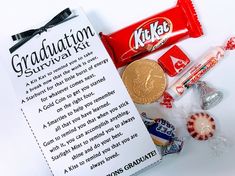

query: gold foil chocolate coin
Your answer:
[122,59,167,104]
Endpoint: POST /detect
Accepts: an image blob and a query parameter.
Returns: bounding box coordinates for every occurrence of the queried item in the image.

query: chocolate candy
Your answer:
[148,118,176,146]
[159,47,225,109]
[122,59,167,104]
[187,112,216,141]
[100,0,203,68]
[195,81,223,110]
[158,45,190,77]
[160,37,235,108]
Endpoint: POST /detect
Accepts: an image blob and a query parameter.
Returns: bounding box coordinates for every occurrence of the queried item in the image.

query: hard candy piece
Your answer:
[187,112,216,141]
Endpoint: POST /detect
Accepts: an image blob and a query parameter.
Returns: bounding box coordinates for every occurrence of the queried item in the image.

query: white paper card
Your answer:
[3,8,161,176]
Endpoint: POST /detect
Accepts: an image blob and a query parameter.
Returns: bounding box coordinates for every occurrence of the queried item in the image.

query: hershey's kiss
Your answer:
[195,81,223,110]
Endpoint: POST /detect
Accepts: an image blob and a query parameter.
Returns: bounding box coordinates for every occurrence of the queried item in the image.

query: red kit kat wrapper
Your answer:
[100,0,203,68]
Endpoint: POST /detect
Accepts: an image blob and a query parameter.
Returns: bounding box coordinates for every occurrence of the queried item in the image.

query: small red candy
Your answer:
[158,45,190,77]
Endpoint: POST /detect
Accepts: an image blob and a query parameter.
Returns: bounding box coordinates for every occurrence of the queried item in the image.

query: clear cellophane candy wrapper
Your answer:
[184,102,232,156]
[138,37,235,156]
[143,102,232,157]
[159,37,235,109]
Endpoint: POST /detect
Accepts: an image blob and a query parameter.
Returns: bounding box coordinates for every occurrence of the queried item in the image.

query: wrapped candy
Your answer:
[185,108,230,156]
[140,112,184,156]
[195,81,223,110]
[187,112,216,141]
[160,37,235,108]
[161,137,184,156]
[100,0,203,68]
[158,45,191,77]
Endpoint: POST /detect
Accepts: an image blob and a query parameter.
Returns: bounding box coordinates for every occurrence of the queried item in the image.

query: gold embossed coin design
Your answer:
[122,59,167,104]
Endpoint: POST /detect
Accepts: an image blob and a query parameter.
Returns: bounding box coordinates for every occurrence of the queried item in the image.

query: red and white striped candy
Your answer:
[187,112,216,141]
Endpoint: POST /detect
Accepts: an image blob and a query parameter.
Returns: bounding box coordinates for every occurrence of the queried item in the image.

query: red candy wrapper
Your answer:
[100,0,203,68]
[160,37,235,108]
[158,45,191,77]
